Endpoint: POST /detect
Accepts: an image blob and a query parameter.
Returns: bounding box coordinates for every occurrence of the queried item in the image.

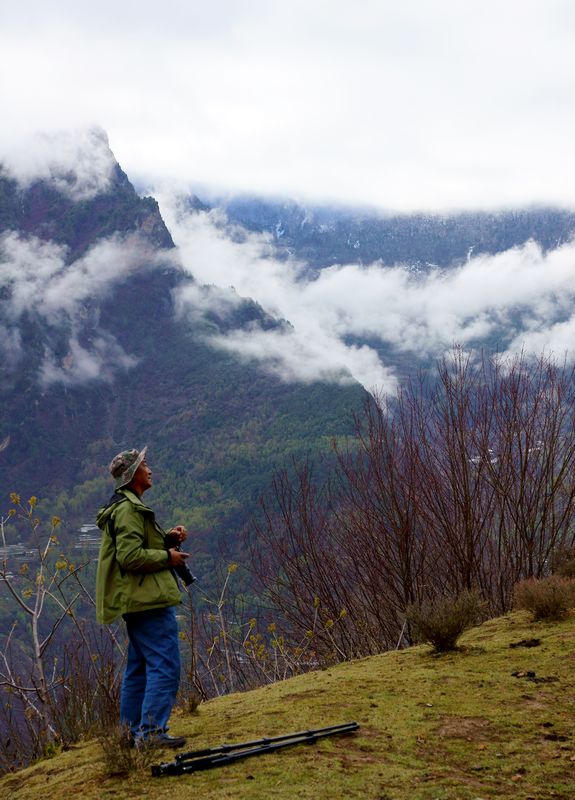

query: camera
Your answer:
[171,544,197,586]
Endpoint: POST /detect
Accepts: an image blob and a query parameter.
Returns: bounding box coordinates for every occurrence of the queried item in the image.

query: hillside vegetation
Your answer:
[2,610,574,800]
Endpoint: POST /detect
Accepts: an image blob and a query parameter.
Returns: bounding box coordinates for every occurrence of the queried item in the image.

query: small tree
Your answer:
[0,494,124,769]
[0,494,82,748]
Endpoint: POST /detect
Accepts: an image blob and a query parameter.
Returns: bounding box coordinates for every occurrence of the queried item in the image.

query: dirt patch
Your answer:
[435,716,493,742]
[339,751,381,769]
[354,725,382,740]
[520,695,548,710]
[281,690,325,701]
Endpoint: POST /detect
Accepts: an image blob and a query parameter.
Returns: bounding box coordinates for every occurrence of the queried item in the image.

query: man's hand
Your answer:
[167,525,187,544]
[168,548,190,568]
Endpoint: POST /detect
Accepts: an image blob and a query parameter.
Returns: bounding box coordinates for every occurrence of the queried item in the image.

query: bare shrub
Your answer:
[549,547,575,579]
[52,629,122,743]
[406,590,486,652]
[96,723,155,776]
[183,689,202,715]
[514,576,575,621]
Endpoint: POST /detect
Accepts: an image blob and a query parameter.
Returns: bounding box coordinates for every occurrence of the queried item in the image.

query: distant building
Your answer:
[74,523,101,551]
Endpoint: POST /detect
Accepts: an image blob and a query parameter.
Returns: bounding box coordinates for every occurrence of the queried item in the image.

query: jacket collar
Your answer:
[117,487,153,514]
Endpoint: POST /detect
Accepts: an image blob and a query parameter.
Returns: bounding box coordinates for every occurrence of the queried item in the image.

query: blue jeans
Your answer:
[120,606,181,738]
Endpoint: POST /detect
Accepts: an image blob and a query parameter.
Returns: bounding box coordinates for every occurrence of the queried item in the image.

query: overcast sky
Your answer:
[2,0,575,212]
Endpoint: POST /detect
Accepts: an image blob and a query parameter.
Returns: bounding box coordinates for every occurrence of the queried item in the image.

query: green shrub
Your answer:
[514,575,575,621]
[406,590,486,652]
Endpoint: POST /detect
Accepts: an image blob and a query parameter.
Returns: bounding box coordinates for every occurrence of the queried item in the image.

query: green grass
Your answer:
[2,610,575,799]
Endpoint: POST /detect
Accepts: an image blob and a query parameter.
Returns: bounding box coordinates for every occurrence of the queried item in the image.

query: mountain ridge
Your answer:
[0,146,366,555]
[220,194,575,269]
[3,133,575,553]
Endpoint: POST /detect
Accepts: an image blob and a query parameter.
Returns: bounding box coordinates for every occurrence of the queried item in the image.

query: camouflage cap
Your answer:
[108,446,148,490]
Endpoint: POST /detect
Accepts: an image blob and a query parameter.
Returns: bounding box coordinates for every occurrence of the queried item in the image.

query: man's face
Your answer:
[130,459,153,494]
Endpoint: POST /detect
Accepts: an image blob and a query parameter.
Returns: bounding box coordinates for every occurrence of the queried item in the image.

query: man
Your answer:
[96,446,191,748]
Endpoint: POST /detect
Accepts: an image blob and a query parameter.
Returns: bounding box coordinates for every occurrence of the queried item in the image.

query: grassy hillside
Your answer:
[2,610,574,800]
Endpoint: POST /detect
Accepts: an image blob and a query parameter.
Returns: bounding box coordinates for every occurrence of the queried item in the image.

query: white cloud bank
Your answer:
[161,196,398,391]
[158,193,575,392]
[0,230,162,385]
[2,124,575,394]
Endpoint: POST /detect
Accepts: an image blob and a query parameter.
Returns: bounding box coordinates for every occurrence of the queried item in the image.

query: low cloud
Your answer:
[210,326,391,387]
[157,193,575,392]
[1,230,160,323]
[1,127,116,201]
[159,194,397,391]
[39,332,137,387]
[0,324,21,365]
[0,229,162,384]
[174,283,244,324]
[300,240,575,358]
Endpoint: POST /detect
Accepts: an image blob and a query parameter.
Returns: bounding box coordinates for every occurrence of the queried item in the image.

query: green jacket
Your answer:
[95,488,181,624]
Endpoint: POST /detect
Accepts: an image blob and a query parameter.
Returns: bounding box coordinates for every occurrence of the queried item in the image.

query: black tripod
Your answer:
[151,721,359,776]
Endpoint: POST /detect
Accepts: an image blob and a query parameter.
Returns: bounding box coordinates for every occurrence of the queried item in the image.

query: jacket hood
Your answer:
[96,488,150,529]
